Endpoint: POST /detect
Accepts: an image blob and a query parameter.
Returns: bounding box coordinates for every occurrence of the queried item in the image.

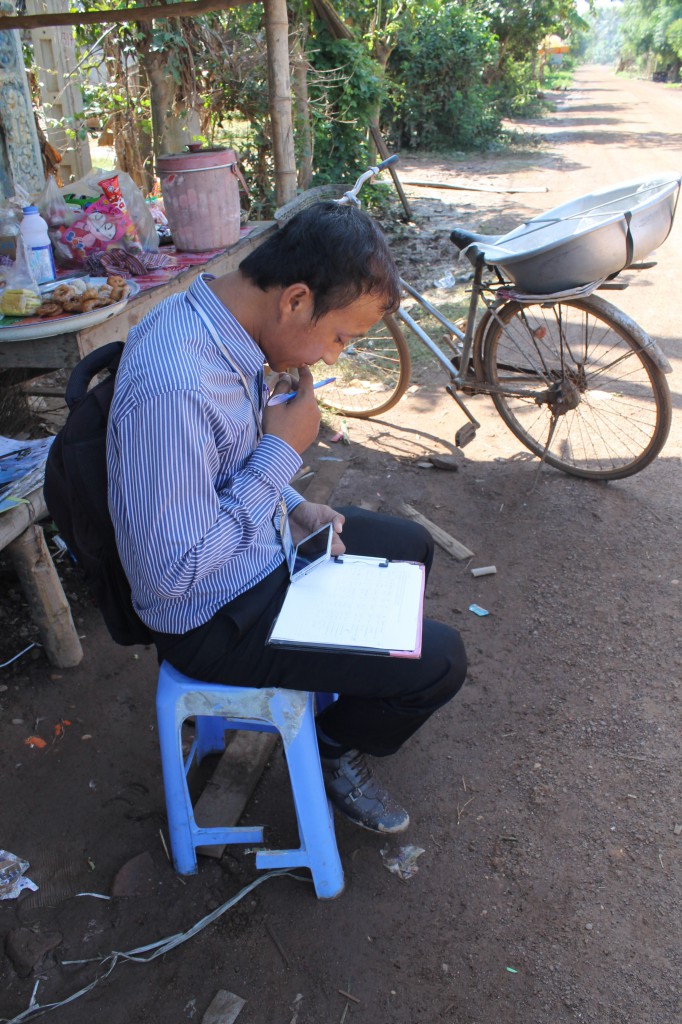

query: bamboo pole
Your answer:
[0,0,253,30]
[264,0,297,206]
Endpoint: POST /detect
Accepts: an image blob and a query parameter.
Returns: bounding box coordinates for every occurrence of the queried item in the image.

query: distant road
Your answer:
[519,64,682,360]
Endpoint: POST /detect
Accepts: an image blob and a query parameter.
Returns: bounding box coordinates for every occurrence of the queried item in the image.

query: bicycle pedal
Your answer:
[455,423,477,448]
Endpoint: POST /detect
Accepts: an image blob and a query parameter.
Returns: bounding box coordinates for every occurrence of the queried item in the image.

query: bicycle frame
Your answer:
[397,262,553,405]
[326,158,673,477]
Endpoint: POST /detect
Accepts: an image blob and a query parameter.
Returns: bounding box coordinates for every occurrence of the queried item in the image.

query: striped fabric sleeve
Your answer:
[114,389,300,601]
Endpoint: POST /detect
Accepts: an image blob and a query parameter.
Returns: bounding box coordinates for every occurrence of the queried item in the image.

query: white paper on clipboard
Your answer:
[267,555,425,657]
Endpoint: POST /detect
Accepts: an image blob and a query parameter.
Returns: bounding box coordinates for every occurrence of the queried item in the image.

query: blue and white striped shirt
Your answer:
[107,273,304,634]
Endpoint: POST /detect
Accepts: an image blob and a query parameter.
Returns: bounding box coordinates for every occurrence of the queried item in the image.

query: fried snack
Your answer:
[53,283,77,303]
[106,275,129,302]
[34,276,132,320]
[38,301,63,318]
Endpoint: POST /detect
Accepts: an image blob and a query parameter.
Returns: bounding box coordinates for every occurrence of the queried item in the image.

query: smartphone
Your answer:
[290,522,334,582]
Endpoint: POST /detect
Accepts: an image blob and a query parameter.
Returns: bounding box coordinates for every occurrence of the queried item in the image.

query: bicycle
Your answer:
[274,157,675,481]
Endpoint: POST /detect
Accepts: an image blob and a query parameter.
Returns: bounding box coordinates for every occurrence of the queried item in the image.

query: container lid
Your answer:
[156,148,237,174]
[22,205,38,214]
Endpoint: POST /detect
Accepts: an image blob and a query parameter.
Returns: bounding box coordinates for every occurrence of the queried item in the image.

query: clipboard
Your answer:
[267,555,425,657]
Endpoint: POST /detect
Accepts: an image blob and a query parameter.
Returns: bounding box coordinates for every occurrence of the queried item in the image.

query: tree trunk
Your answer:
[264,0,297,205]
[137,25,202,157]
[292,36,313,190]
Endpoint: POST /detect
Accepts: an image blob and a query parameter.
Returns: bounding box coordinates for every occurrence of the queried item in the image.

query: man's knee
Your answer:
[337,506,434,569]
[430,622,467,704]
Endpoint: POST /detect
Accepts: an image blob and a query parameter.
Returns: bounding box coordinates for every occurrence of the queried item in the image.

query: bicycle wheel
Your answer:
[312,313,411,418]
[481,295,672,480]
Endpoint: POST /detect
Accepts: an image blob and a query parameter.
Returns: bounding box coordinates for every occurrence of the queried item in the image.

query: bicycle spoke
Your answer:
[483,296,671,479]
[311,314,411,419]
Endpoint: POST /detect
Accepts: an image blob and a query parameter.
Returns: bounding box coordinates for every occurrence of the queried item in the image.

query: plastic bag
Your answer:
[53,175,143,265]
[61,168,158,251]
[36,174,73,228]
[0,236,41,316]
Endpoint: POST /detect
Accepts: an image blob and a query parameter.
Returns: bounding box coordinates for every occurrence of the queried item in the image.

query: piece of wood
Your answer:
[398,501,474,560]
[201,989,246,1024]
[368,122,412,221]
[401,179,548,195]
[265,0,297,206]
[195,731,277,858]
[0,487,47,550]
[0,335,81,370]
[0,0,253,31]
[7,523,83,668]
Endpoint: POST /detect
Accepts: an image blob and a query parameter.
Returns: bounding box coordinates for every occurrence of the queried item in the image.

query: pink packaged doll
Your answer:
[54,176,143,266]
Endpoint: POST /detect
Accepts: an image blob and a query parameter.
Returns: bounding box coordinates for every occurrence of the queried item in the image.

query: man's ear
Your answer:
[279,282,314,320]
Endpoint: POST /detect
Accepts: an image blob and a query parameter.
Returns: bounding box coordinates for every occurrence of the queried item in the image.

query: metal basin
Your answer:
[470,174,681,294]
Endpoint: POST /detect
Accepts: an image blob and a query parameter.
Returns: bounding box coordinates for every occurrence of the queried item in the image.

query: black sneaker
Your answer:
[320,749,410,834]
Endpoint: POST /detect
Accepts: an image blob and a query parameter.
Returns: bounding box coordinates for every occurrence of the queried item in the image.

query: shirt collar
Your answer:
[187,273,264,379]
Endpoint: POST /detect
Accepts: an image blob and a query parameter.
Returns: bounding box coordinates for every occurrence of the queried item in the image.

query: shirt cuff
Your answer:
[282,485,304,513]
[248,433,302,496]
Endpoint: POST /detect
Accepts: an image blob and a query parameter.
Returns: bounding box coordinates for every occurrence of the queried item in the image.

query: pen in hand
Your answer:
[268,377,336,406]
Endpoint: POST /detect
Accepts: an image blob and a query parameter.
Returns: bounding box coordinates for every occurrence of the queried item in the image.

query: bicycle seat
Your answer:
[449,228,502,252]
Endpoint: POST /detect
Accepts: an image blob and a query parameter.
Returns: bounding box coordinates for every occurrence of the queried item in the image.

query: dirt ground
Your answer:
[1,65,681,1024]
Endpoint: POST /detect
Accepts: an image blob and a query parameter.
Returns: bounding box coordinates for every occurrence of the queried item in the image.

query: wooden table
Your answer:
[0,222,276,374]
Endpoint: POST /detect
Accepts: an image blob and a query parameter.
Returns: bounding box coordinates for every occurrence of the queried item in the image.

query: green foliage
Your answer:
[306,32,383,182]
[475,0,581,60]
[668,17,682,59]
[385,4,501,150]
[617,0,682,78]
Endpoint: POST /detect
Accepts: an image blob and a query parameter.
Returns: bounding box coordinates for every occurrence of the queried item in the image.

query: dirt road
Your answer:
[1,65,680,1024]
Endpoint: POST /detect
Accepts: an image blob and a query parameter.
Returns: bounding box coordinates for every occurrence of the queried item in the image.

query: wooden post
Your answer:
[27,0,92,183]
[7,523,83,668]
[264,0,297,206]
[368,122,412,220]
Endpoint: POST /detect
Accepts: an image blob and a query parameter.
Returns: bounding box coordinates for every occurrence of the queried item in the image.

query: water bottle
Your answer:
[20,205,55,284]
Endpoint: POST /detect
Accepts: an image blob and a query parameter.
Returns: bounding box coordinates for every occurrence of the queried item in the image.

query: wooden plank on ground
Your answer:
[195,731,278,859]
[398,501,474,560]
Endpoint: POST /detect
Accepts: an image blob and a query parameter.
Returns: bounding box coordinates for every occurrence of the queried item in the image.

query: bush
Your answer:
[384,5,501,151]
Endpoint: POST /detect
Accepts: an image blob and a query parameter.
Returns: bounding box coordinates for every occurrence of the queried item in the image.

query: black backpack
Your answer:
[44,341,153,647]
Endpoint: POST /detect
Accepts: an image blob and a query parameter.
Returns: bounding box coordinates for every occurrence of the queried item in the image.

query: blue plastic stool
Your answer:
[155,660,344,899]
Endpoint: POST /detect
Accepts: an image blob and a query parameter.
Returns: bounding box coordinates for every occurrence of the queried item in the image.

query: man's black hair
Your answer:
[239,202,400,320]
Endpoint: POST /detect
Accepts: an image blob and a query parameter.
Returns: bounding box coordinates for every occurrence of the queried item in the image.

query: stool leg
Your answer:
[195,716,228,763]
[156,709,200,875]
[257,694,344,899]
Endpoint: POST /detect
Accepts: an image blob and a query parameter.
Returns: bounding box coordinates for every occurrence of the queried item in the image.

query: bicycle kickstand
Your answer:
[446,385,481,448]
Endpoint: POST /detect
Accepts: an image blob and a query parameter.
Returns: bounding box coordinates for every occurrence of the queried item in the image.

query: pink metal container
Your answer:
[156,148,243,252]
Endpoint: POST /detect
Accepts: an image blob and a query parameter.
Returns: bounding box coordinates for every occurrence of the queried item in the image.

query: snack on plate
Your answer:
[1,287,41,316]
[37,276,130,318]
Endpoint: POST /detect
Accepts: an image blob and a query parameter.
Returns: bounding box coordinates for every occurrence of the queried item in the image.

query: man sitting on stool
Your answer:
[107,202,467,834]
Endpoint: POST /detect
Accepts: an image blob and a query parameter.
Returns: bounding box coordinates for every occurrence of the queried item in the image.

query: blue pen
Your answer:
[268,377,336,405]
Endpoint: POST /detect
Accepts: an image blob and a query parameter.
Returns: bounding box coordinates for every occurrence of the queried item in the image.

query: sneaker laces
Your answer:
[344,750,376,789]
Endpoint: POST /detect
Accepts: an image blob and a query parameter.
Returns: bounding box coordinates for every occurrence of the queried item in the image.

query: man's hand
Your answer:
[262,365,320,455]
[289,501,346,556]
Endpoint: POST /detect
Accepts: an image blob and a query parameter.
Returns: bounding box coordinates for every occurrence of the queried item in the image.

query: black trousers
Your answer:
[153,508,467,757]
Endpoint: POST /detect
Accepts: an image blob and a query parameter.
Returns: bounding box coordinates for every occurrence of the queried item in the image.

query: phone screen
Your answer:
[291,522,333,581]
